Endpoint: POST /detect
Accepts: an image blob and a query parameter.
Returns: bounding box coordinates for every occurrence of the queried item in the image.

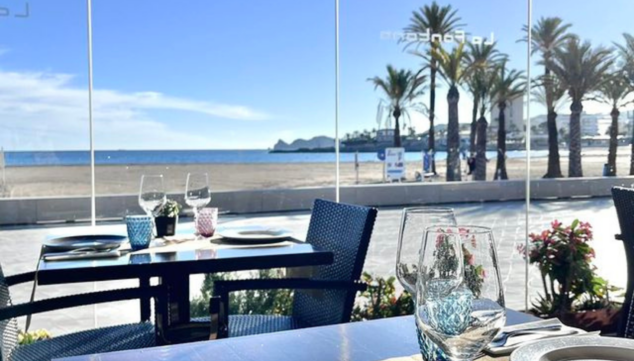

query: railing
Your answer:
[0,177,631,226]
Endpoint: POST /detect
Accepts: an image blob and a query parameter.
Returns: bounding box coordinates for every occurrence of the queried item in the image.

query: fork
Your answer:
[489,327,576,348]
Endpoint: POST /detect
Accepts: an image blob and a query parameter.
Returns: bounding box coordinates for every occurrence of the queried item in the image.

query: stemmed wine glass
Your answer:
[139,174,167,217]
[395,208,457,294]
[185,172,211,224]
[415,226,506,361]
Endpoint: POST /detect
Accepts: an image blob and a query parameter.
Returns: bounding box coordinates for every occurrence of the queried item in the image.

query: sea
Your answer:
[1,149,551,167]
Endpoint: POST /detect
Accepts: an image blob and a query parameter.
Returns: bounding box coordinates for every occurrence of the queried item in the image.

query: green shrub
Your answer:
[18,329,51,345]
[351,272,414,321]
[190,271,413,322]
[191,269,293,318]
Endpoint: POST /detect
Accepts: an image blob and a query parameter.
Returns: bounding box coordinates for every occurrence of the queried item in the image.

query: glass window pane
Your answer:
[528,0,630,325]
[340,0,529,310]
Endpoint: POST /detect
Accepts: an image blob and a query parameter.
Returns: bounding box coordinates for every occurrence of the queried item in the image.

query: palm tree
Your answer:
[433,43,472,181]
[522,17,575,178]
[546,38,613,177]
[491,61,526,180]
[615,33,634,175]
[473,68,498,181]
[368,65,426,147]
[405,1,464,174]
[593,72,633,176]
[464,42,502,156]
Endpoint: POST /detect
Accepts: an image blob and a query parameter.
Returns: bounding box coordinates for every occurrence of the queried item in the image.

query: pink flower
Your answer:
[551,220,562,229]
[435,234,446,247]
[467,254,475,265]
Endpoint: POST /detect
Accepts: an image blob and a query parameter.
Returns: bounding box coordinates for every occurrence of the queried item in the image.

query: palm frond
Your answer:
[545,38,614,102]
[590,70,634,108]
[433,42,472,87]
[402,1,465,49]
[518,17,575,58]
[368,65,427,117]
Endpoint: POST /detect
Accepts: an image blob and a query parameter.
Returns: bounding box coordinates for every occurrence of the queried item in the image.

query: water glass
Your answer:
[126,215,153,251]
[396,207,457,294]
[416,226,506,361]
[195,207,218,237]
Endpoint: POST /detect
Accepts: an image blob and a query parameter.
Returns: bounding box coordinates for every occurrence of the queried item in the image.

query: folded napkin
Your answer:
[43,249,123,262]
[484,318,586,356]
[381,354,503,361]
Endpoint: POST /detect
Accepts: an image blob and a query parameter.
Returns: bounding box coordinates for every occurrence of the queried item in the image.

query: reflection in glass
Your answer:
[416,226,505,361]
[395,207,457,294]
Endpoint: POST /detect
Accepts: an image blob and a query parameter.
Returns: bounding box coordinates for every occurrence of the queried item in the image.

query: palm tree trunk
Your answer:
[446,86,461,182]
[495,102,508,180]
[607,107,619,176]
[630,119,634,175]
[543,65,563,178]
[429,63,437,174]
[568,100,583,178]
[393,108,402,147]
[475,116,488,181]
[469,97,479,155]
[543,109,563,178]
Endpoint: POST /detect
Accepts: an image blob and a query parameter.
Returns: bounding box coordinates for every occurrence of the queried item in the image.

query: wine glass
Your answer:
[396,208,457,294]
[415,226,506,361]
[139,175,167,217]
[185,172,211,219]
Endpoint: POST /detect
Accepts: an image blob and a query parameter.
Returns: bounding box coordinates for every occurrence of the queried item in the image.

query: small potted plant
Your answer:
[518,219,622,332]
[155,200,181,237]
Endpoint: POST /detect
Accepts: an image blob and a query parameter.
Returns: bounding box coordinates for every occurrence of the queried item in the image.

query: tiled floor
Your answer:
[0,197,623,336]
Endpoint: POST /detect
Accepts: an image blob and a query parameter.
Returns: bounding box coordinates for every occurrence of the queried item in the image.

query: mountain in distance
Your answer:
[272,136,335,151]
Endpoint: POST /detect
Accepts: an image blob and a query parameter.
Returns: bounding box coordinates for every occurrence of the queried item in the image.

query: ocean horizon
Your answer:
[0,149,552,167]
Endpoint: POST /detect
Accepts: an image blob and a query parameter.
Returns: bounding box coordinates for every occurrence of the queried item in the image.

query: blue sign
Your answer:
[423,152,430,172]
[377,149,386,161]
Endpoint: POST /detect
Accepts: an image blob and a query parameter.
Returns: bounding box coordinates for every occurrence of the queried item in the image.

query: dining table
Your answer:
[35,225,334,325]
[54,310,539,361]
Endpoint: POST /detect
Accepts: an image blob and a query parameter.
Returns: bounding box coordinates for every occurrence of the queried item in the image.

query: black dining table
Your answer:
[55,310,538,361]
[36,233,333,325]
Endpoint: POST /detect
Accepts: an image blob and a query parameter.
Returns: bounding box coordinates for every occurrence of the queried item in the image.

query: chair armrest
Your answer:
[0,285,167,321]
[209,279,367,339]
[5,271,37,287]
[213,278,367,295]
[616,234,623,241]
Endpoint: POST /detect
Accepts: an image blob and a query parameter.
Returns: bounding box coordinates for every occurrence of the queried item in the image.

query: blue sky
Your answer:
[0,0,632,150]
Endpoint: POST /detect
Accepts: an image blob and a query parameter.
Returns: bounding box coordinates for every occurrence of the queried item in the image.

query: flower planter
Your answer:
[155,216,177,237]
[561,308,621,334]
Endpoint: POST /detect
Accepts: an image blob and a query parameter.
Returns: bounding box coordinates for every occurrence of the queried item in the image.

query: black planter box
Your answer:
[155,216,177,237]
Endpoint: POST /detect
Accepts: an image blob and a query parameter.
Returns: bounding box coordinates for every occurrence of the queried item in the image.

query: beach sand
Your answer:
[2,146,633,198]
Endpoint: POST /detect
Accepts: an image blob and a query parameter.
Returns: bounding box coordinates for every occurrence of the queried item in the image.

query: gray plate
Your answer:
[511,336,634,361]
[217,225,293,243]
[43,234,127,251]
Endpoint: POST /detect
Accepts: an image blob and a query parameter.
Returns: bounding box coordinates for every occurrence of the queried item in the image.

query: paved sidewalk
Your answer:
[0,197,623,336]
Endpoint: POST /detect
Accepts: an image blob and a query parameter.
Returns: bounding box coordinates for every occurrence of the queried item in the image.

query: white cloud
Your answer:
[0,70,272,150]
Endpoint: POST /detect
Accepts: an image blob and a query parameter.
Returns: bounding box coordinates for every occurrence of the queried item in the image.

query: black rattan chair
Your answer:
[0,265,168,361]
[209,198,377,338]
[611,186,634,338]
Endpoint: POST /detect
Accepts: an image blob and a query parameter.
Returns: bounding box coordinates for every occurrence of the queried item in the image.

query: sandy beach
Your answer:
[1,146,633,198]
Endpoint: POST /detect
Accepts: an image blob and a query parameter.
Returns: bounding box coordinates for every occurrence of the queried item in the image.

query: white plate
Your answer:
[511,335,634,361]
[43,234,127,251]
[217,225,293,242]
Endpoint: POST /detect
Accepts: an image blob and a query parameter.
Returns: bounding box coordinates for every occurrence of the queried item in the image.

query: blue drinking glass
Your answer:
[126,215,153,251]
